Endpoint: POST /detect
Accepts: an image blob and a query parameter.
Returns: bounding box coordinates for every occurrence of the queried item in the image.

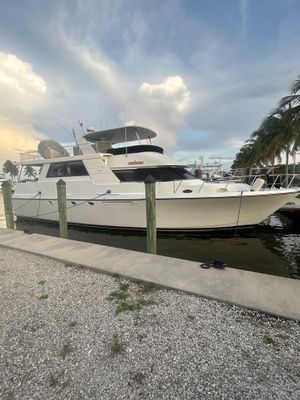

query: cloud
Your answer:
[0,52,47,163]
[53,31,191,146]
[19,1,192,146]
[1,0,300,167]
[0,42,191,159]
[0,52,46,95]
[120,76,191,150]
[58,38,128,105]
[139,76,190,112]
[226,137,245,149]
[0,120,46,164]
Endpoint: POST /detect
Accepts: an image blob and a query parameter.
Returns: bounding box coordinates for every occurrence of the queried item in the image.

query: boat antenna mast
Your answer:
[51,116,78,146]
[72,129,78,146]
[78,120,86,135]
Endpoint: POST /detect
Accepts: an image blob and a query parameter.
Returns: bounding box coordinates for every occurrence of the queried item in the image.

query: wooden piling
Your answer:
[145,175,157,254]
[1,180,15,229]
[56,179,68,239]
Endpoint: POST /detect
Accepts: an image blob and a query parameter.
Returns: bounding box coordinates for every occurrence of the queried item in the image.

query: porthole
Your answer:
[183,189,192,193]
[88,201,95,206]
[71,201,77,205]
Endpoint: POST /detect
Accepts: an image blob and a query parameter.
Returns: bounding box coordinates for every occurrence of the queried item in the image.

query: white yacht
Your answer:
[12,126,299,231]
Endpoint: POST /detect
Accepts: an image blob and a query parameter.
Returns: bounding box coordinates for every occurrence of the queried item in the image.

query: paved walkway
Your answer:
[0,228,299,320]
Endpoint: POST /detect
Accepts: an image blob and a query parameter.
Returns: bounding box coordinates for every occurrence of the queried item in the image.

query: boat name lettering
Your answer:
[128,161,144,165]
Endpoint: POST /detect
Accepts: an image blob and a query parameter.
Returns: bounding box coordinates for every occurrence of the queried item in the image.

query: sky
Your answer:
[0,0,300,168]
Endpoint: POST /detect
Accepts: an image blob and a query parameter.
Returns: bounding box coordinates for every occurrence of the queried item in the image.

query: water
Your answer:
[0,193,299,279]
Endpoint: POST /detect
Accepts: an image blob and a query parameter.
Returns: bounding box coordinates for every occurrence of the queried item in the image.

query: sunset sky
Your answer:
[0,0,300,167]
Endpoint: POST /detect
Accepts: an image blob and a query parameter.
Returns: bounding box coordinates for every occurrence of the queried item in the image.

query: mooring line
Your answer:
[13,192,41,211]
[234,190,243,239]
[16,191,111,219]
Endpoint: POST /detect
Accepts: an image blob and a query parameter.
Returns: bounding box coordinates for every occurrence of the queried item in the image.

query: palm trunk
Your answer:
[285,148,289,188]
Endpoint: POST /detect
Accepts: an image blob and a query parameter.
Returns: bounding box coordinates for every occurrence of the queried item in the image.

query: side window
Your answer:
[113,168,194,182]
[114,170,136,182]
[67,161,88,176]
[47,163,65,177]
[46,161,88,177]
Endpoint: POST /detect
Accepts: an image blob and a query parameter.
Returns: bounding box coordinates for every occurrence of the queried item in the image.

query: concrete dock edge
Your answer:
[0,228,299,321]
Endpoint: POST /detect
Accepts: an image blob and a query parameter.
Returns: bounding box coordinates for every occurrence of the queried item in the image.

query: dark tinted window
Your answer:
[107,145,164,155]
[46,161,88,177]
[114,167,194,182]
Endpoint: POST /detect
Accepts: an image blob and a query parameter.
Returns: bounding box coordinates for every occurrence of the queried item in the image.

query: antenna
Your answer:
[51,116,74,142]
[78,120,86,135]
[72,129,78,146]
[99,105,102,130]
[104,102,108,128]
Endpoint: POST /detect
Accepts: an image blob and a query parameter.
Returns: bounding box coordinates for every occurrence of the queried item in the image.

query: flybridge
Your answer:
[18,126,159,164]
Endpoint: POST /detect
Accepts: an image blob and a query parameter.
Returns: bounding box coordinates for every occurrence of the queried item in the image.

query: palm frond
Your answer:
[279,96,293,108]
[279,94,300,108]
[290,76,300,94]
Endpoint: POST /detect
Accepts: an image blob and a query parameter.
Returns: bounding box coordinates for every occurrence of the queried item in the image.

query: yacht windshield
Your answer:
[113,167,194,182]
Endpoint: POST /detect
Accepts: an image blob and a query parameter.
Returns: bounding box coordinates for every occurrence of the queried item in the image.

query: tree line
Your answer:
[232,75,300,172]
[2,160,36,181]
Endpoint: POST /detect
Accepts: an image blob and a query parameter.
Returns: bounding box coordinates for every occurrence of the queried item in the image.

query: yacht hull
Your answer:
[12,191,298,230]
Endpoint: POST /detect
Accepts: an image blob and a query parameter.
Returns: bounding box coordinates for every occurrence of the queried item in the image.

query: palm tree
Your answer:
[231,128,275,169]
[231,139,256,169]
[278,75,300,170]
[279,75,300,109]
[273,107,298,183]
[247,128,278,166]
[3,160,19,182]
[24,165,36,180]
[252,106,299,186]
[232,74,300,183]
[231,144,249,169]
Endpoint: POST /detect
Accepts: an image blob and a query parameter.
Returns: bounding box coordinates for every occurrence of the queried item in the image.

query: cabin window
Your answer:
[46,161,88,177]
[113,167,194,182]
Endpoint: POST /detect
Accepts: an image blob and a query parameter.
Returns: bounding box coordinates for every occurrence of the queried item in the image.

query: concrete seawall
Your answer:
[0,228,299,320]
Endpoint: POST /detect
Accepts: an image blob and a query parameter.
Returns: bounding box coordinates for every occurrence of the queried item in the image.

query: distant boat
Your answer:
[12,126,299,231]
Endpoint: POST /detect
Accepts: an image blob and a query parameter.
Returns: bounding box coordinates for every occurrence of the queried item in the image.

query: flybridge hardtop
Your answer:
[83,126,157,144]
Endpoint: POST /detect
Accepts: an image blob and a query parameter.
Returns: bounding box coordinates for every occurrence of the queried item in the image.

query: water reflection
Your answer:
[14,213,300,280]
